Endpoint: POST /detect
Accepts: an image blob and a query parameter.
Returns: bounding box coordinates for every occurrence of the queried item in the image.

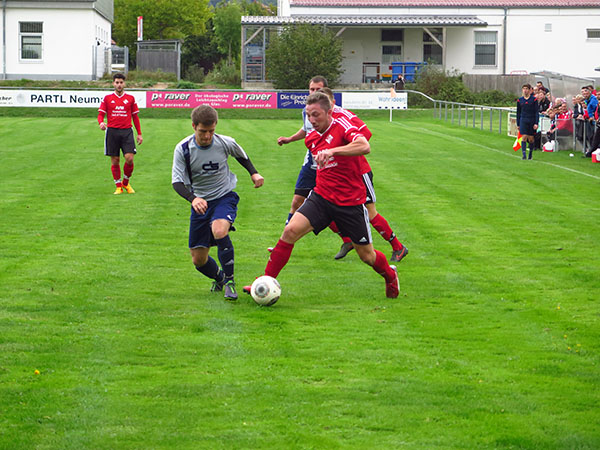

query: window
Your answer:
[382,45,402,64]
[587,29,600,39]
[474,31,497,66]
[423,28,443,65]
[381,29,403,42]
[19,22,43,60]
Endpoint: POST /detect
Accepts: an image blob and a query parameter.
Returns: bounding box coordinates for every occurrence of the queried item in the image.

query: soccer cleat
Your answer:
[242,285,252,295]
[390,245,409,263]
[385,265,399,298]
[211,280,224,292]
[224,280,238,300]
[334,242,354,260]
[123,183,135,194]
[113,187,123,195]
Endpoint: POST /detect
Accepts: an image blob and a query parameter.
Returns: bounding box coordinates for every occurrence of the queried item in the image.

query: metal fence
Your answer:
[136,40,181,80]
[432,100,513,135]
[431,99,594,152]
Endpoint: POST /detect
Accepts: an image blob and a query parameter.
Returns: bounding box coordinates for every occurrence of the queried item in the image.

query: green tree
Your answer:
[113,0,212,55]
[212,1,242,66]
[181,20,223,78]
[266,24,343,89]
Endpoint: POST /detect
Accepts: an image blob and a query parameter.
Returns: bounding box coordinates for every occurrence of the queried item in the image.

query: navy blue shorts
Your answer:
[294,163,316,197]
[189,191,239,249]
[519,120,536,136]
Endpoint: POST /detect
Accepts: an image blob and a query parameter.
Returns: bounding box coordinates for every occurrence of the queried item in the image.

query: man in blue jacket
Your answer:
[582,85,598,156]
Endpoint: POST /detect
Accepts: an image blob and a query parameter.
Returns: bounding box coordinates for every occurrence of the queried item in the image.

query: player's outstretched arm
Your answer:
[277,128,306,146]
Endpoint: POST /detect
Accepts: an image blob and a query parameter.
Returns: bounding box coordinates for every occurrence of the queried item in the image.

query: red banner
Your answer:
[146,91,277,109]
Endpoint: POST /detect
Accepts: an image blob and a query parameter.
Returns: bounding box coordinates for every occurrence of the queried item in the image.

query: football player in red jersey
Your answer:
[98,73,143,194]
[245,92,399,299]
[320,87,408,263]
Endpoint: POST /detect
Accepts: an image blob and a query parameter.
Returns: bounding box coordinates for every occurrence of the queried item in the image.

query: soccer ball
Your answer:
[251,276,281,306]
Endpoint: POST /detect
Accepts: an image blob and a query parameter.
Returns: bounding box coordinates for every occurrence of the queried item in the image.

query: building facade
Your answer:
[1,0,114,80]
[242,0,600,86]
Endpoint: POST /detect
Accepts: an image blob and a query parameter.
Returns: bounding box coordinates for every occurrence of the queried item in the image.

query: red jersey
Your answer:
[332,105,372,174]
[305,117,366,206]
[98,92,141,134]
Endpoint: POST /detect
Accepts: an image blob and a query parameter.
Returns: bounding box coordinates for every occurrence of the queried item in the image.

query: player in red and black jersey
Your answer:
[245,92,400,298]
[98,73,143,194]
[320,87,408,263]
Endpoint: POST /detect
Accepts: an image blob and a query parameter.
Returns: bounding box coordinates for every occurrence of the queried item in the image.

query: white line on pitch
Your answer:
[391,121,600,181]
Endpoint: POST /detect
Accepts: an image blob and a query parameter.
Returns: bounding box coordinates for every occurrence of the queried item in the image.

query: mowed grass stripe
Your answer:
[0,115,598,449]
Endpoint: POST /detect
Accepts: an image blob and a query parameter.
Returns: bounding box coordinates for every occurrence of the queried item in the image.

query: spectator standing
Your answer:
[394,74,405,91]
[534,90,551,150]
[582,86,598,156]
[573,95,586,149]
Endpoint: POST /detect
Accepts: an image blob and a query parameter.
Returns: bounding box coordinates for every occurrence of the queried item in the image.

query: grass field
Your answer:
[1,109,599,449]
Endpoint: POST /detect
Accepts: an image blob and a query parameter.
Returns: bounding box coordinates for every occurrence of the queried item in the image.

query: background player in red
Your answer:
[320,87,408,263]
[245,92,399,299]
[98,73,143,194]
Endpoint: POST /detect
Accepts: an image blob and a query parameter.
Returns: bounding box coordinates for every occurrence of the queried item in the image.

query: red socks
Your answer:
[265,239,294,278]
[111,164,122,187]
[123,162,134,186]
[373,249,395,282]
[371,214,402,251]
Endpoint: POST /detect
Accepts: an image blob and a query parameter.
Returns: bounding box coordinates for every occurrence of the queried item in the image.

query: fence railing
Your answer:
[430,99,593,152]
[432,100,514,135]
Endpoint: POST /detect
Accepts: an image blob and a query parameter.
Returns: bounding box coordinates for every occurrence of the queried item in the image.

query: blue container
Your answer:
[391,62,427,82]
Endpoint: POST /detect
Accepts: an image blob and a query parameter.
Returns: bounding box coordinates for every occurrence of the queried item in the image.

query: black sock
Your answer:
[195,256,222,281]
[216,235,234,279]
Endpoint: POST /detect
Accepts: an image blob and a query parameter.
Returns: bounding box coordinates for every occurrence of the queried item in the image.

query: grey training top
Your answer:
[172,133,249,201]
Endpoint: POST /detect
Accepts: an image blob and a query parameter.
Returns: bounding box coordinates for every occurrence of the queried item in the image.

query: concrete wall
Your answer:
[1,7,112,80]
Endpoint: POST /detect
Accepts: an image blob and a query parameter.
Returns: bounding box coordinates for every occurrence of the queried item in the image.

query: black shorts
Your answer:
[363,171,376,205]
[519,120,536,136]
[104,127,136,157]
[297,191,372,245]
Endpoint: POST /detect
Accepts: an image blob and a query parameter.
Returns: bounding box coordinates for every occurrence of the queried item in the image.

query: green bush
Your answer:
[176,80,197,89]
[204,60,240,86]
[125,69,177,83]
[411,67,517,107]
[183,64,206,84]
[472,89,517,106]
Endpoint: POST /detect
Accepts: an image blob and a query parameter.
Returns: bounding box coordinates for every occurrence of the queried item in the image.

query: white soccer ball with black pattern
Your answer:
[251,276,281,306]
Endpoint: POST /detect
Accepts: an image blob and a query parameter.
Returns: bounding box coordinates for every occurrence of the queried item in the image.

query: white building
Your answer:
[242,0,600,85]
[1,0,113,80]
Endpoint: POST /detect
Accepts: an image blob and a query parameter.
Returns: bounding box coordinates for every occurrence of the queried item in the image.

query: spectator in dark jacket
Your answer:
[394,74,405,91]
[573,94,586,148]
[533,90,551,150]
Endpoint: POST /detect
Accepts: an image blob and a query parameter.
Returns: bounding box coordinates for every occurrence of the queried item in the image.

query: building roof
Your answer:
[242,14,487,26]
[289,0,600,7]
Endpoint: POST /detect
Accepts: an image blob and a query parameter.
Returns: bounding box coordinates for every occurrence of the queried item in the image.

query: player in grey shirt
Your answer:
[172,104,264,300]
